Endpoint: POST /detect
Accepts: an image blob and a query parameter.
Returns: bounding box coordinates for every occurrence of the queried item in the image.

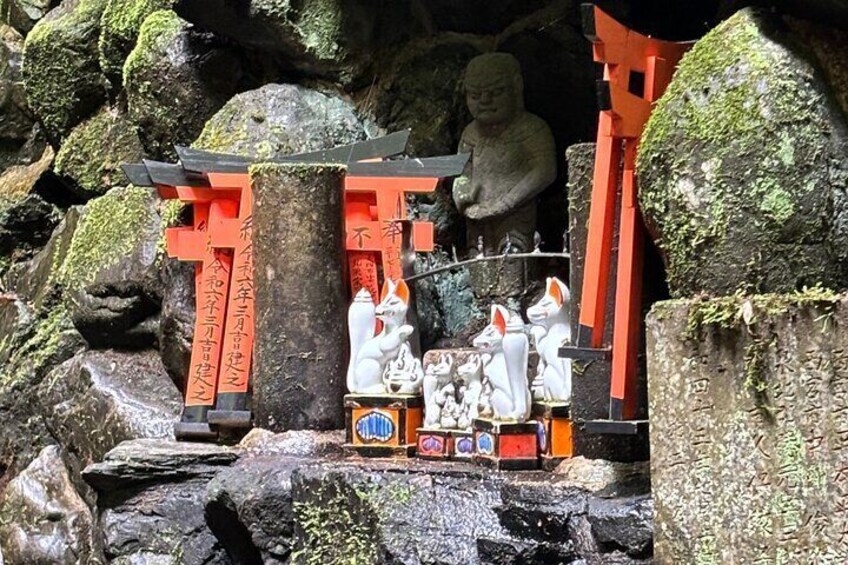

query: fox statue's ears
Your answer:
[490,305,508,335]
[380,278,410,304]
[546,277,570,308]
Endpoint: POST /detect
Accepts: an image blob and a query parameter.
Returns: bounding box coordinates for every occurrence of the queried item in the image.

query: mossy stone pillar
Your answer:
[251,163,347,431]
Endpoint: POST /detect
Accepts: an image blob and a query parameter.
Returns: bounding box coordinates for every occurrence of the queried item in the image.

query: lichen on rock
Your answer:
[637,8,848,297]
[54,105,145,199]
[21,0,108,141]
[194,83,367,157]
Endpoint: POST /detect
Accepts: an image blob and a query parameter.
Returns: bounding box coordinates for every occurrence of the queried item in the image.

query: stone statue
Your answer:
[472,305,531,422]
[527,277,572,403]
[346,280,422,395]
[453,52,557,255]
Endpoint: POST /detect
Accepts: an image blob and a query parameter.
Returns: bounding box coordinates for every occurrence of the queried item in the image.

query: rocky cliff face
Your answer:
[0,0,846,562]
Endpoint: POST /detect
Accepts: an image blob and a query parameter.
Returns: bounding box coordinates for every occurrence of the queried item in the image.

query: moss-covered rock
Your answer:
[53,106,144,199]
[194,83,366,156]
[57,186,164,347]
[175,0,424,87]
[21,0,108,141]
[97,0,172,84]
[124,9,241,160]
[637,9,848,298]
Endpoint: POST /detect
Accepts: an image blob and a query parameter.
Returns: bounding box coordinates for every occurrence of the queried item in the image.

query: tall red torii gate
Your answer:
[560,5,693,429]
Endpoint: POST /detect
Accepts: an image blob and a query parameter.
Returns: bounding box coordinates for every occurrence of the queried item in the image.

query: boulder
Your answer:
[158,255,193,390]
[124,10,242,160]
[21,0,108,142]
[0,26,35,148]
[193,83,367,157]
[9,205,81,310]
[37,350,181,468]
[53,106,145,199]
[98,0,174,84]
[0,0,58,33]
[174,0,423,86]
[0,305,85,477]
[0,446,95,565]
[0,146,59,262]
[57,186,164,348]
[637,9,848,297]
[419,0,548,34]
[83,440,237,564]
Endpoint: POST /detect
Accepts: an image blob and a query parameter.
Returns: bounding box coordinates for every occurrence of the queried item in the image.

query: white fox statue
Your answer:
[473,305,531,422]
[526,276,572,403]
[346,280,422,395]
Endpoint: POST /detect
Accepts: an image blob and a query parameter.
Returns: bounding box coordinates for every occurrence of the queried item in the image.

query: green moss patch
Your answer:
[54,106,145,198]
[121,9,182,87]
[636,9,843,297]
[57,186,158,290]
[99,0,174,82]
[21,0,108,141]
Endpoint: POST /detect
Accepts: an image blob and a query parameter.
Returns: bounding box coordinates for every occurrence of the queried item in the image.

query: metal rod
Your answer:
[406,252,570,282]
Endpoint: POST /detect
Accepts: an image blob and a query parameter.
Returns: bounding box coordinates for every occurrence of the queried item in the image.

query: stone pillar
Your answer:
[648,293,847,563]
[251,163,347,431]
[566,143,648,461]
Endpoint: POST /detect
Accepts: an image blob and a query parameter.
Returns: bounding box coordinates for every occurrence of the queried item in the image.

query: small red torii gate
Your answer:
[560,5,693,429]
[126,138,467,441]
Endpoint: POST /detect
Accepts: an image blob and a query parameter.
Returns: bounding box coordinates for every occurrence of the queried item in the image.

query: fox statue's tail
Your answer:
[346,289,377,393]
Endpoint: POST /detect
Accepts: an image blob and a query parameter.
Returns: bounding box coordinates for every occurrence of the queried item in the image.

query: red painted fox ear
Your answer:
[549,279,563,307]
[492,306,507,335]
[396,279,410,304]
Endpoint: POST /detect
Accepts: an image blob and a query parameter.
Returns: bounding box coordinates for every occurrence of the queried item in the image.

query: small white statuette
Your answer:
[526,277,572,403]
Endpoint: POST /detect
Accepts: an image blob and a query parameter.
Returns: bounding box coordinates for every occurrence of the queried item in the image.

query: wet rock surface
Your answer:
[124,9,242,160]
[60,186,164,348]
[37,349,181,466]
[0,446,96,565]
[77,433,656,565]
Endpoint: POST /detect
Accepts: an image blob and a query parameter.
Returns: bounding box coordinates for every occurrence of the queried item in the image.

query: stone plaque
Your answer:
[648,295,848,563]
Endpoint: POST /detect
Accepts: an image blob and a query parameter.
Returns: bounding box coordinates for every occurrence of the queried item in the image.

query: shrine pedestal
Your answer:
[472,419,539,471]
[532,402,574,471]
[344,394,422,458]
[416,429,476,461]
[416,429,451,460]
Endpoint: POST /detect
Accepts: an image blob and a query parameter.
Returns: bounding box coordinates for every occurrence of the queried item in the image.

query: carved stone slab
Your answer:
[647,295,848,563]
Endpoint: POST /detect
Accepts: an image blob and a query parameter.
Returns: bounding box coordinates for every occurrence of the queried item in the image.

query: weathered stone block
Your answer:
[647,291,848,563]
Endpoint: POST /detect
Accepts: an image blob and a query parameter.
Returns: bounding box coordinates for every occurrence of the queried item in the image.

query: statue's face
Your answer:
[465,75,518,126]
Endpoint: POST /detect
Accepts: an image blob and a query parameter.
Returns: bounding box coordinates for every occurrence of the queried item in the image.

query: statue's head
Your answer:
[464,53,524,127]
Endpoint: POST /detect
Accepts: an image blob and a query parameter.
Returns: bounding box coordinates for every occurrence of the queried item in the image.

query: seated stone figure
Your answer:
[453,52,557,255]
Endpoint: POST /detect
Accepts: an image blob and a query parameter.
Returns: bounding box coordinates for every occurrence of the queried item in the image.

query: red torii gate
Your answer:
[560,5,692,428]
[126,138,467,441]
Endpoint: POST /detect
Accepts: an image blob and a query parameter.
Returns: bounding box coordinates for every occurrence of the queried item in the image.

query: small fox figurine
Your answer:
[456,353,484,430]
[346,279,421,395]
[423,353,455,428]
[526,276,572,403]
[473,305,530,422]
